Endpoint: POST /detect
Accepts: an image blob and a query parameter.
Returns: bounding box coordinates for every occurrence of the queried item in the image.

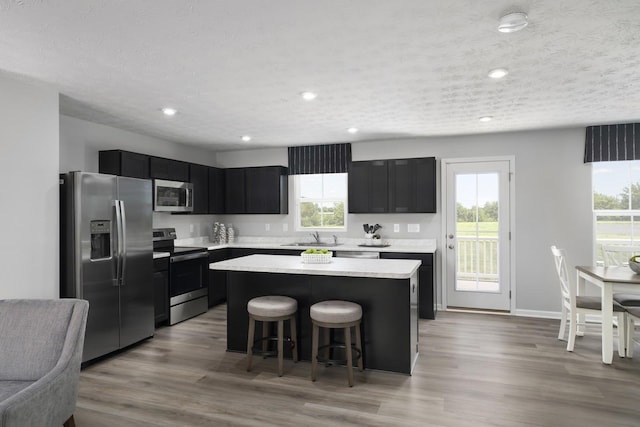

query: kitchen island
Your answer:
[209,254,421,374]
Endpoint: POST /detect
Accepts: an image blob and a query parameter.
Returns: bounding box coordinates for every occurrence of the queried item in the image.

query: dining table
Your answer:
[575,265,640,364]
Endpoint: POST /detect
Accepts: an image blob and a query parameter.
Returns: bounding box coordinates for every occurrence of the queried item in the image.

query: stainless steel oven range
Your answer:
[153,228,208,325]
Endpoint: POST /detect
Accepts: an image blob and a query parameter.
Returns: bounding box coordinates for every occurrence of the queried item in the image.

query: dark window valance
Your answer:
[287,143,351,175]
[584,123,640,163]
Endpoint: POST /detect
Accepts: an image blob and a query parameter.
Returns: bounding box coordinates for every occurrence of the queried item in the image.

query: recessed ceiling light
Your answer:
[301,91,317,101]
[347,127,359,134]
[498,12,529,33]
[161,107,177,116]
[479,116,493,122]
[241,135,251,142]
[488,68,509,79]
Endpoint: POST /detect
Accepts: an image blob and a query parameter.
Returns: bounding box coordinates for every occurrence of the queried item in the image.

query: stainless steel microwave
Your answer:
[153,179,193,212]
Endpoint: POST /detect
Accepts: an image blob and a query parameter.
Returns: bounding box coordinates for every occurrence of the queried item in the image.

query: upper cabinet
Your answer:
[149,157,189,182]
[208,167,225,214]
[224,168,246,214]
[99,150,150,179]
[99,150,288,215]
[226,166,288,214]
[189,163,209,214]
[348,157,436,213]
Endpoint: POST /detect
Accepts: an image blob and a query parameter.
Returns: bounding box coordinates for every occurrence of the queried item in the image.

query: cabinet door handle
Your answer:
[448,244,454,249]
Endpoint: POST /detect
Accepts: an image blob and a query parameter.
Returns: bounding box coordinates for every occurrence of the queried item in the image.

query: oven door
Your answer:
[154,179,193,212]
[169,251,208,299]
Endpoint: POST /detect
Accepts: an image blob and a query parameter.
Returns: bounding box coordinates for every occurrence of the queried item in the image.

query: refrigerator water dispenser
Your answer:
[90,220,111,260]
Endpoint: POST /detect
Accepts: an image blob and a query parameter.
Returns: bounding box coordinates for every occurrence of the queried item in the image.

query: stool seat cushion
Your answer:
[247,296,297,317]
[310,300,362,324]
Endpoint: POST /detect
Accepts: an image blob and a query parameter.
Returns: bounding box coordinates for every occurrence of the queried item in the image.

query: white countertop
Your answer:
[177,236,436,254]
[153,251,170,259]
[209,254,421,279]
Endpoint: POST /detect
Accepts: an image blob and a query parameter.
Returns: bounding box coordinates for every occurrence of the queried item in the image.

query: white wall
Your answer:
[59,115,220,239]
[0,73,60,298]
[215,128,593,314]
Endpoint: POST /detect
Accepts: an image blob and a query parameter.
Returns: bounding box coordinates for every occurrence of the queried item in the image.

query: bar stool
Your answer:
[310,300,364,387]
[246,295,298,377]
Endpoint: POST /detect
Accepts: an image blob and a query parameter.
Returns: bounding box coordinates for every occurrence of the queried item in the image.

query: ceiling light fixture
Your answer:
[241,135,251,142]
[488,68,509,79]
[301,91,317,101]
[497,12,528,33]
[161,107,177,116]
[479,116,493,122]
[347,127,359,134]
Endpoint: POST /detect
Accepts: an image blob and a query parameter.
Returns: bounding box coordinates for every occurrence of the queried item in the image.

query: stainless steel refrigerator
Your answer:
[60,171,154,362]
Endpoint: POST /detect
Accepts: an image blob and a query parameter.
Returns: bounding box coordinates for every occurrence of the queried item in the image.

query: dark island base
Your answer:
[226,271,418,374]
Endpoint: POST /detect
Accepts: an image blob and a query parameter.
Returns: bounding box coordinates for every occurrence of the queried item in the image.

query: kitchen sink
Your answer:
[281,242,343,247]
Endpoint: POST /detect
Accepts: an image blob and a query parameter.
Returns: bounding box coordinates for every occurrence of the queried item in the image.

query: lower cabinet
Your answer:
[208,249,229,307]
[153,257,169,327]
[381,252,436,319]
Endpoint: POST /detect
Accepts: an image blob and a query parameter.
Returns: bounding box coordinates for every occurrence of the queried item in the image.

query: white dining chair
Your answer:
[625,307,639,357]
[551,245,627,356]
[601,244,640,267]
[601,244,640,313]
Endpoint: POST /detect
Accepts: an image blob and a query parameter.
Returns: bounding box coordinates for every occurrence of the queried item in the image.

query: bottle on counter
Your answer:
[228,224,235,243]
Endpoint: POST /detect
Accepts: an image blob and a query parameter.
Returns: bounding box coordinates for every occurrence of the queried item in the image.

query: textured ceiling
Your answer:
[1,0,639,151]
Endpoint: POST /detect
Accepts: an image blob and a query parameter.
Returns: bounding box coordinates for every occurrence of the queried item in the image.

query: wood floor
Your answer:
[75,306,640,426]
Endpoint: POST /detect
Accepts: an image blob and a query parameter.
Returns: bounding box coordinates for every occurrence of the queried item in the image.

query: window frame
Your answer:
[294,173,348,232]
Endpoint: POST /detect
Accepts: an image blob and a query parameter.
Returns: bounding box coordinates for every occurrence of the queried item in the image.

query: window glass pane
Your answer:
[299,175,323,199]
[593,162,629,210]
[321,201,345,227]
[300,202,321,227]
[323,173,347,198]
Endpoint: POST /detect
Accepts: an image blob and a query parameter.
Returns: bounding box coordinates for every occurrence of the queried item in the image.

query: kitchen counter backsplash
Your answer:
[175,235,437,253]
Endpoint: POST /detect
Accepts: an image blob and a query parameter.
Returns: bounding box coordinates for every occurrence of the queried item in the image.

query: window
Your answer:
[295,173,347,230]
[593,160,640,263]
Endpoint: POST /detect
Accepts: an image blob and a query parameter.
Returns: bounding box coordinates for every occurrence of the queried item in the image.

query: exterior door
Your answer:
[444,159,512,311]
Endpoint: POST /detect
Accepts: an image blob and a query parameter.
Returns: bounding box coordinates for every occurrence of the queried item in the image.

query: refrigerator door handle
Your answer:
[114,200,124,286]
[120,200,127,286]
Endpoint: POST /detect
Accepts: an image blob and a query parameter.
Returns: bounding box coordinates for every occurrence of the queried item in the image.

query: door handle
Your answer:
[448,234,454,239]
[448,244,454,249]
[120,201,127,286]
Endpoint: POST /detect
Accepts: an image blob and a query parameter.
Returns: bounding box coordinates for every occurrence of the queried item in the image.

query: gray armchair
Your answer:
[0,299,89,427]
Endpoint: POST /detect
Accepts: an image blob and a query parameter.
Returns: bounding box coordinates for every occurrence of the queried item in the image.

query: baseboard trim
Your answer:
[514,309,561,319]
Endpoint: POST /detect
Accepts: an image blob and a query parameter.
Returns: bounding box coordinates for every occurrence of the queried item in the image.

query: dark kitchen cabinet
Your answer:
[99,150,150,179]
[348,157,436,213]
[150,157,190,182]
[225,168,246,214]
[208,167,225,214]
[380,252,436,319]
[245,166,288,214]
[189,164,209,214]
[389,157,436,213]
[208,249,229,307]
[153,257,170,326]
[225,166,288,214]
[348,160,388,213]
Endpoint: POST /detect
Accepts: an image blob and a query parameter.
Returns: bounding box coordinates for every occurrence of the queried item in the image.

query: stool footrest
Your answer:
[316,343,362,367]
[251,336,296,359]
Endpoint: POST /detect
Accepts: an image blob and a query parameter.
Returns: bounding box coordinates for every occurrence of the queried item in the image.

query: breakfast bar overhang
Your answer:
[210,254,421,374]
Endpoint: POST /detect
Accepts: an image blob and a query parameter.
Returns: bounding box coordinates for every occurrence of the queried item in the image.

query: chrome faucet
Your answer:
[311,231,320,243]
